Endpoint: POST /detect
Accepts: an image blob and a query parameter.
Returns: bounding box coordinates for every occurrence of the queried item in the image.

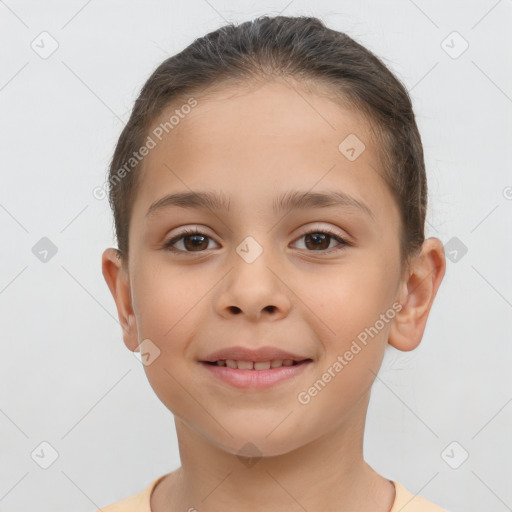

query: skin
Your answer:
[102,79,446,512]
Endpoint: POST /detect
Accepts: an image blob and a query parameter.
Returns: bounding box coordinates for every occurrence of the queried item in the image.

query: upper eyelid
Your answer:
[168,224,347,240]
[165,224,349,249]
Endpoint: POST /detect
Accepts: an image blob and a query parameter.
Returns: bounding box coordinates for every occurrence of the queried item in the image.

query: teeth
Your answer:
[254,361,270,370]
[218,359,300,370]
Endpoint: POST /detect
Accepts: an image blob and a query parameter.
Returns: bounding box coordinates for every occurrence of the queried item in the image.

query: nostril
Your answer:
[229,306,242,314]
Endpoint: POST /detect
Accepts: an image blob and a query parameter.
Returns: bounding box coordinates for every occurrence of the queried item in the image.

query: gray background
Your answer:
[1,1,511,511]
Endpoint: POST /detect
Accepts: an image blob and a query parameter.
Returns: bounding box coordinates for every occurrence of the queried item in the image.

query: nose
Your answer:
[214,248,292,322]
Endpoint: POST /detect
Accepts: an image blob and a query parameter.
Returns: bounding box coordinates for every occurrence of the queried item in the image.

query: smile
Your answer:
[206,359,306,370]
[201,359,313,389]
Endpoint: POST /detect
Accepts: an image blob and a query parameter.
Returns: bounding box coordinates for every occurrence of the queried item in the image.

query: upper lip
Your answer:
[201,346,312,363]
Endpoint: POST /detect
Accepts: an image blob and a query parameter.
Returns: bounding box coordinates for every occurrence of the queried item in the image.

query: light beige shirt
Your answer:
[96,474,450,511]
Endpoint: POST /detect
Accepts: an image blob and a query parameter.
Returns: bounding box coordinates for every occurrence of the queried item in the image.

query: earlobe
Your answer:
[101,248,140,352]
[388,238,446,352]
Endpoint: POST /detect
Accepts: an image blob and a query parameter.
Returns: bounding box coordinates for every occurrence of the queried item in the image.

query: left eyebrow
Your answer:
[273,190,375,222]
[146,189,375,222]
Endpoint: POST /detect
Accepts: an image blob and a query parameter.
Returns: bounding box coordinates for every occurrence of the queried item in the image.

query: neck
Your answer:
[152,393,395,512]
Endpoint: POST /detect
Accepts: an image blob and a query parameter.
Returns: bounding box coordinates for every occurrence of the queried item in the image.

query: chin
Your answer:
[212,426,310,460]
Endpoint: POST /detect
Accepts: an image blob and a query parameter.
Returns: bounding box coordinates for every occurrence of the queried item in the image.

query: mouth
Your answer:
[201,345,312,365]
[202,359,311,370]
[199,358,313,389]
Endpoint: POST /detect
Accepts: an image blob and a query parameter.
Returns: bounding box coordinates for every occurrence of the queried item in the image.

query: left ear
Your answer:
[388,237,446,352]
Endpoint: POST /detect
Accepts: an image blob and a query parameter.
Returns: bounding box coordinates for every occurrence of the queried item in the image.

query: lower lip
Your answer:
[200,361,312,390]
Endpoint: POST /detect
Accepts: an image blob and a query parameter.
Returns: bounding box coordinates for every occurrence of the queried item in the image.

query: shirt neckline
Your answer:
[147,475,402,512]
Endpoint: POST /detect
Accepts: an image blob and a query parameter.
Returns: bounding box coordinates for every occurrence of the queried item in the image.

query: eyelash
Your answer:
[162,227,350,255]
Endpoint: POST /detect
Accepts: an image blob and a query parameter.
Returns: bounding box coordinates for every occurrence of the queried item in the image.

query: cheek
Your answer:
[295,269,392,418]
[295,256,396,344]
[292,257,396,412]
[132,262,203,342]
[131,264,204,414]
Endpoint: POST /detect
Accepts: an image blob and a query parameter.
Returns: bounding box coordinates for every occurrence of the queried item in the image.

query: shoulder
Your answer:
[391,481,450,512]
[95,475,166,512]
[95,493,144,512]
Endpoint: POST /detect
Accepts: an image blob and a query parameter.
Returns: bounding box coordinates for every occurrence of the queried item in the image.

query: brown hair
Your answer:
[107,15,426,269]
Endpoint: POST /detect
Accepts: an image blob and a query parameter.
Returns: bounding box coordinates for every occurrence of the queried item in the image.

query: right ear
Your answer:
[101,248,140,352]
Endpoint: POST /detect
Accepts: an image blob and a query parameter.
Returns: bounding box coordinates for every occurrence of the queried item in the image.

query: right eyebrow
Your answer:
[146,191,231,218]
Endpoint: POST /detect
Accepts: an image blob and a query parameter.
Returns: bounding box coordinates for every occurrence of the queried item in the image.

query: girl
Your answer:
[100,15,448,512]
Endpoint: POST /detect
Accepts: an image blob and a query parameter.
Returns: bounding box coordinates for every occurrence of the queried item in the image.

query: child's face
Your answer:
[107,80,411,456]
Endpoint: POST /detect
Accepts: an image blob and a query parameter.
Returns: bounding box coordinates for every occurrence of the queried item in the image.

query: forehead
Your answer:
[150,79,373,159]
[132,79,397,224]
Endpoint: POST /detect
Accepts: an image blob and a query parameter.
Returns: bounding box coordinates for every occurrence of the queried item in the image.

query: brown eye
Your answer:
[293,229,349,253]
[181,234,209,251]
[163,229,219,253]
